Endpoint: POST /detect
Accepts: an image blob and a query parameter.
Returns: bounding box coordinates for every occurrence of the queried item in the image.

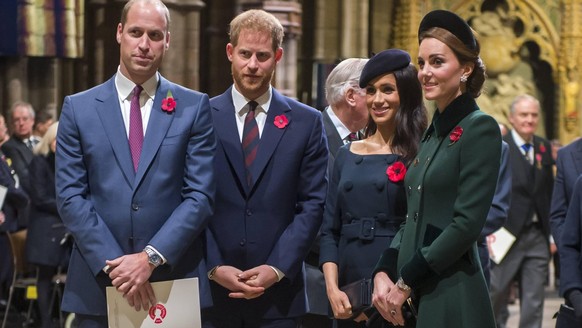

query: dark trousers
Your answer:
[74,313,108,328]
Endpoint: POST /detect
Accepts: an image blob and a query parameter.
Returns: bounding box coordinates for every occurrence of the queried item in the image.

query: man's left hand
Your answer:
[106,252,154,297]
[237,265,278,290]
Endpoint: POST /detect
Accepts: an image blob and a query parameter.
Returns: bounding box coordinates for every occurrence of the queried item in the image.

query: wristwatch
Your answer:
[144,247,163,268]
[396,277,411,292]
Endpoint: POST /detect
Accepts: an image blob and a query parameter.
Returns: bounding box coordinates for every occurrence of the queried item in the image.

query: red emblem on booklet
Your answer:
[149,304,167,324]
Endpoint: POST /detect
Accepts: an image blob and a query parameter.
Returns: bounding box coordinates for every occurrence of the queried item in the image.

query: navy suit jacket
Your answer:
[56,75,216,315]
[481,141,512,238]
[559,175,582,297]
[206,87,328,319]
[550,138,582,247]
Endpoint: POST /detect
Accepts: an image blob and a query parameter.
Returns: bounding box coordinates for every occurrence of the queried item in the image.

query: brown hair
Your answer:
[229,9,284,52]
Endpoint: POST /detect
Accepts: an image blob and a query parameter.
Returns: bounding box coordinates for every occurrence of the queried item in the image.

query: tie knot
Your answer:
[521,143,532,153]
[133,85,143,98]
[347,132,358,142]
[248,101,258,112]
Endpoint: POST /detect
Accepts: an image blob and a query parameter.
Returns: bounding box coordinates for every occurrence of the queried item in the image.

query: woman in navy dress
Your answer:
[319,49,427,327]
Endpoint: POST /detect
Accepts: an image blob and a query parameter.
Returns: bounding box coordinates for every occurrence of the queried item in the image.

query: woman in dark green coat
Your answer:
[371,10,501,328]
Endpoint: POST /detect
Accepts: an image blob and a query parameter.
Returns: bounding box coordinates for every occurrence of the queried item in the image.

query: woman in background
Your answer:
[372,10,501,328]
[26,122,69,328]
[319,49,426,327]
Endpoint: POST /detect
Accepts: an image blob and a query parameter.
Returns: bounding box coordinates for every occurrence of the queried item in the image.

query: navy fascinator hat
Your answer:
[359,49,411,88]
[418,9,477,51]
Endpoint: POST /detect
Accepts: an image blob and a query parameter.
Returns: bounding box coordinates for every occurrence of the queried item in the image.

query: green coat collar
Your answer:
[424,93,479,140]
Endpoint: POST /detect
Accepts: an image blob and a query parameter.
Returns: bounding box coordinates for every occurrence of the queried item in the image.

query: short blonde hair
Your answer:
[33,121,58,156]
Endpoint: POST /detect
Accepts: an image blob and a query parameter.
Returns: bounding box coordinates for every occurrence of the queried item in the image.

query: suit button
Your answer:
[132,203,139,211]
[240,238,246,246]
[414,212,418,222]
[246,209,252,216]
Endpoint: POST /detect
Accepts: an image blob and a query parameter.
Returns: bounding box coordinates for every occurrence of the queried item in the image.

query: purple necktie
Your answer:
[242,101,259,186]
[129,85,143,172]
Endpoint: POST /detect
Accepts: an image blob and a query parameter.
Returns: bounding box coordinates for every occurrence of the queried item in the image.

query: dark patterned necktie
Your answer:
[129,85,143,172]
[25,138,34,150]
[242,101,259,186]
[521,143,532,165]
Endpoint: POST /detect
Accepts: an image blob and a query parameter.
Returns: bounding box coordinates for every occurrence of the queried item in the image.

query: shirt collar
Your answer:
[511,129,532,148]
[325,106,351,140]
[232,85,272,116]
[115,67,159,101]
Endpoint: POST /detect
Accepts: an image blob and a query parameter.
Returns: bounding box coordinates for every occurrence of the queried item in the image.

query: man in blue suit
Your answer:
[203,9,328,328]
[55,1,216,326]
[550,138,582,250]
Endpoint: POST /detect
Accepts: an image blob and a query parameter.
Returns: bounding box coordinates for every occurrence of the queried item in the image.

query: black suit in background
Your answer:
[0,150,30,303]
[489,132,554,328]
[26,152,70,328]
[1,137,33,230]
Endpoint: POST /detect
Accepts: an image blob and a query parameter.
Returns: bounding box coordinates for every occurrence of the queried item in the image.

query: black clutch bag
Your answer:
[340,278,372,316]
[554,304,582,328]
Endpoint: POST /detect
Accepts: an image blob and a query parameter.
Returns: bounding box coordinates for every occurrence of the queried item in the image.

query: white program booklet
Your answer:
[488,227,516,264]
[106,277,201,328]
[0,185,7,209]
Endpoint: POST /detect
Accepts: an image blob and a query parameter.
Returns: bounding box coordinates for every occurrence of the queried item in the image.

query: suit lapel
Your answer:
[212,89,248,192]
[135,77,175,186]
[249,90,291,189]
[322,109,343,157]
[95,78,135,186]
[573,140,582,174]
[504,134,534,194]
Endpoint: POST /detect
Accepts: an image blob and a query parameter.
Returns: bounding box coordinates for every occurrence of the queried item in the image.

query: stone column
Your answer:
[558,0,582,144]
[314,0,340,63]
[340,0,368,58]
[164,1,206,90]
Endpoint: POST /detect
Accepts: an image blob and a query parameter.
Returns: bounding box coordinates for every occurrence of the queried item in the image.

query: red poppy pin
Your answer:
[161,90,176,113]
[274,114,288,129]
[386,161,406,183]
[539,144,546,153]
[449,126,463,146]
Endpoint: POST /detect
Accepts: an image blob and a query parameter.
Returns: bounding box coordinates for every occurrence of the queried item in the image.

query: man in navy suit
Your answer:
[558,174,582,321]
[55,1,216,326]
[203,9,328,328]
[550,137,582,250]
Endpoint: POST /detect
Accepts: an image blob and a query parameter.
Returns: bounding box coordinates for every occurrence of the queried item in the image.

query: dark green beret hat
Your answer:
[358,49,411,88]
[418,9,477,51]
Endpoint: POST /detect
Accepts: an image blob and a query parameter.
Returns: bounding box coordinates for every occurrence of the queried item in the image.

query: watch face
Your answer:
[149,254,162,266]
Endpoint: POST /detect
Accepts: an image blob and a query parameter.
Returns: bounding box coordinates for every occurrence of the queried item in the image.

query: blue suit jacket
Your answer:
[550,138,582,247]
[559,174,582,297]
[56,75,216,315]
[206,87,328,319]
